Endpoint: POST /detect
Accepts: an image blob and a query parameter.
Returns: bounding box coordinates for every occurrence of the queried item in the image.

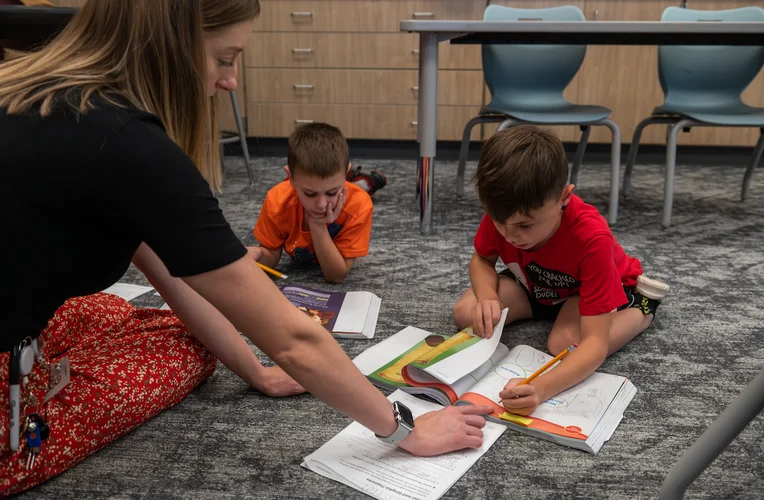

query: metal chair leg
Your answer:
[598,118,621,226]
[624,116,678,196]
[741,129,764,201]
[497,117,521,132]
[456,115,507,198]
[658,367,764,500]
[663,118,694,229]
[230,90,254,185]
[570,125,591,187]
[457,116,487,198]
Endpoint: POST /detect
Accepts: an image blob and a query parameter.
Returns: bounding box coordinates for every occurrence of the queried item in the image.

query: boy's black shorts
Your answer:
[498,268,660,321]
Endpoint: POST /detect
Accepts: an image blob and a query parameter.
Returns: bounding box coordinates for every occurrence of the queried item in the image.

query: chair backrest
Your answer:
[482,5,586,108]
[659,7,764,106]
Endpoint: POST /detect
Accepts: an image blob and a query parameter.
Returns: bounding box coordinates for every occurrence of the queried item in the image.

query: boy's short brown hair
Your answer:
[474,125,568,222]
[287,122,349,179]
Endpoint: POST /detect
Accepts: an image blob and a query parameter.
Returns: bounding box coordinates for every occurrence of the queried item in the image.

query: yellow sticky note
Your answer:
[499,412,533,426]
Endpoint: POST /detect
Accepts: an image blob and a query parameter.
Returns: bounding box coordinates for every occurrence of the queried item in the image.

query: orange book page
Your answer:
[459,392,589,441]
[401,367,459,404]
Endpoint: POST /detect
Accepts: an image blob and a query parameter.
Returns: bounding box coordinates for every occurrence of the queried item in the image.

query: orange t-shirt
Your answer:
[254,180,373,263]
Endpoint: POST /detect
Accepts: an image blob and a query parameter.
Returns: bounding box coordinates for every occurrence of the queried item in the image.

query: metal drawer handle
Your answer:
[410,121,418,126]
[293,84,315,90]
[295,119,314,124]
[412,12,435,18]
[411,49,420,55]
[292,48,314,54]
[291,12,313,17]
[412,86,419,91]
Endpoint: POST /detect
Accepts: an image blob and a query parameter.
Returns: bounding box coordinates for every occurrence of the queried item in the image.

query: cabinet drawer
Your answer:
[247,103,481,141]
[246,33,480,70]
[255,1,485,33]
[247,68,484,106]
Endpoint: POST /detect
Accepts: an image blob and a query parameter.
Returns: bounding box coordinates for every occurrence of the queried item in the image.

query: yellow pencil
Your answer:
[519,344,577,386]
[257,262,288,280]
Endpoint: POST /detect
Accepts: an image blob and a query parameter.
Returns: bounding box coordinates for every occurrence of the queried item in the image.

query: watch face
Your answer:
[393,401,415,427]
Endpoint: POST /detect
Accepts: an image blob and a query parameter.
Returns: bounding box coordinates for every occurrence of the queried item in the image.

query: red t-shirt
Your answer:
[473,195,643,317]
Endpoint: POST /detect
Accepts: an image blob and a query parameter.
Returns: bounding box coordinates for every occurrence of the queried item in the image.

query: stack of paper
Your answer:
[302,390,505,500]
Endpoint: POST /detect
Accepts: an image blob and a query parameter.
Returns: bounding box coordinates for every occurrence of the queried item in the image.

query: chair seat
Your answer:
[480,103,612,124]
[653,104,764,127]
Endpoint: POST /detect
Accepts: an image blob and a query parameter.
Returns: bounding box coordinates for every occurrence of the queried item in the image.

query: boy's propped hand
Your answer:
[499,378,541,415]
[307,187,346,227]
[472,298,503,338]
[246,245,264,262]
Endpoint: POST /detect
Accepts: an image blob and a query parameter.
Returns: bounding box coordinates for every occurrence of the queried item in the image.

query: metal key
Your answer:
[28,413,49,441]
[25,421,42,470]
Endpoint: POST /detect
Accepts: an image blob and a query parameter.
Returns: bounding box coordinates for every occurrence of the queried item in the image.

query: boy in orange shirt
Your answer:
[249,123,373,283]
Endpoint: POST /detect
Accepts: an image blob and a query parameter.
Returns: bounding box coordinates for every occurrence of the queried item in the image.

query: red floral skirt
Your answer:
[0,293,217,496]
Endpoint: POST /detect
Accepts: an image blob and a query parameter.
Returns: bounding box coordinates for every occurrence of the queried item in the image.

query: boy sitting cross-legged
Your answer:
[248,122,374,283]
[452,125,669,416]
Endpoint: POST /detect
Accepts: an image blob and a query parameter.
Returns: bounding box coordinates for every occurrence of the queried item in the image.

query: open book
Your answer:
[278,284,381,339]
[353,316,636,455]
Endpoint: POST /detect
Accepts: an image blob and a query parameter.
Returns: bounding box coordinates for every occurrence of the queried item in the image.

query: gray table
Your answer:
[401,20,764,235]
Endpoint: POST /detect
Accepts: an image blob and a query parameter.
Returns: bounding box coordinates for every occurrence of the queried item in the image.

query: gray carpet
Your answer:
[18,154,764,499]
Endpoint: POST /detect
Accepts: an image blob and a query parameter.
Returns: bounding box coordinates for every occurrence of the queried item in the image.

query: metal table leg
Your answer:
[416,33,439,235]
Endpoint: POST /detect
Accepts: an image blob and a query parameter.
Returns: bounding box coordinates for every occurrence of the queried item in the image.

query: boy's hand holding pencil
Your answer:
[499,344,576,416]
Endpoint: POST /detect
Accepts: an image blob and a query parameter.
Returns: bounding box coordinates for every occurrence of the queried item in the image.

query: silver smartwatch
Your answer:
[376,401,415,445]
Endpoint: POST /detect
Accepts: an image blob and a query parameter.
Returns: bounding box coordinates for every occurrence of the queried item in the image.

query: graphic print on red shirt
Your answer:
[473,195,643,317]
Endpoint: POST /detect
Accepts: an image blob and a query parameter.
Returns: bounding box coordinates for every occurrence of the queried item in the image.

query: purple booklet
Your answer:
[278,284,381,339]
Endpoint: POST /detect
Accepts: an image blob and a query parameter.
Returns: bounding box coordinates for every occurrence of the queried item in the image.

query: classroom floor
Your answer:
[18,155,764,499]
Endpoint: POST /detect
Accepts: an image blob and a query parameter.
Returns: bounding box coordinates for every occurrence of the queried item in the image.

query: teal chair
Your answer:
[623,6,764,228]
[456,4,622,225]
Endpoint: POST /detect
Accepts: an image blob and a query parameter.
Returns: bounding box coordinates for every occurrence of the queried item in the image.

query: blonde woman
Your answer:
[0,0,491,495]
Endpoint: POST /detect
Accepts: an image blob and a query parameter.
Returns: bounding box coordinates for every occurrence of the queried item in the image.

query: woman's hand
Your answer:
[251,365,306,397]
[398,404,493,456]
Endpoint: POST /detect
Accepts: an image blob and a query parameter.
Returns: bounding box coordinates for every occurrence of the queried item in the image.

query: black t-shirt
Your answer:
[0,96,247,351]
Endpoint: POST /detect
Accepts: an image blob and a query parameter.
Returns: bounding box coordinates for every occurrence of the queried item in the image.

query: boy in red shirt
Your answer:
[249,123,373,283]
[452,125,669,416]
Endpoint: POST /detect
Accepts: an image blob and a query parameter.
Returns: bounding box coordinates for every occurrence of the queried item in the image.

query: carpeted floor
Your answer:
[18,154,764,499]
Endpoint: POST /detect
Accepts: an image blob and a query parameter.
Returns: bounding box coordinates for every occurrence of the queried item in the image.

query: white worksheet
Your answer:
[302,391,505,500]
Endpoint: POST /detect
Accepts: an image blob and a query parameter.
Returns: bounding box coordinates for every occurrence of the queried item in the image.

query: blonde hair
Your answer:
[0,0,260,192]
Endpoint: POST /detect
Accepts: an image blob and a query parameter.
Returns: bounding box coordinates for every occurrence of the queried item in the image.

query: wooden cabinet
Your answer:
[247,0,486,141]
[255,0,484,32]
[50,0,764,147]
[247,68,483,106]
[246,33,480,70]
[248,102,477,140]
